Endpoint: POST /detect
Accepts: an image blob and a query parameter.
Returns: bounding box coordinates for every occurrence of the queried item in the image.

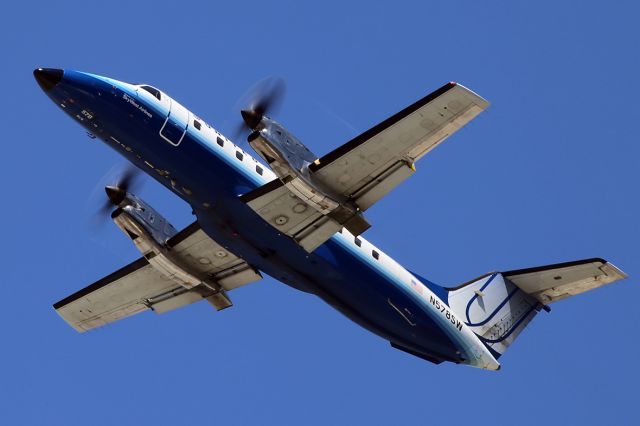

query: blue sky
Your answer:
[2,1,639,424]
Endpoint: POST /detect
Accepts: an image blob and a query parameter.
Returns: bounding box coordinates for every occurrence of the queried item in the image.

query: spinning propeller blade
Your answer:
[90,164,144,229]
[233,76,286,140]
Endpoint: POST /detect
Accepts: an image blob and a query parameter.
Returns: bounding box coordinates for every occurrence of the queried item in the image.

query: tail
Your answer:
[439,258,626,358]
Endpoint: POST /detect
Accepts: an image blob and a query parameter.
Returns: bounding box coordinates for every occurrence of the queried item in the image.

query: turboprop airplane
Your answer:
[34,68,627,370]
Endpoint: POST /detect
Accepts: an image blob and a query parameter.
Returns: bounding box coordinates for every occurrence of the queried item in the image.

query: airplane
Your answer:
[34,67,627,371]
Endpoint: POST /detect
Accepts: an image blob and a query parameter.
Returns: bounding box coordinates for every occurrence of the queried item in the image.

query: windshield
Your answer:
[139,85,161,100]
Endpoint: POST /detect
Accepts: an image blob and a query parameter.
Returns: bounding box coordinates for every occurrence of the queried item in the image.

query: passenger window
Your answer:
[355,237,362,247]
[140,85,161,100]
[256,165,263,175]
[236,151,243,161]
[372,250,380,260]
[217,136,224,147]
[193,120,201,130]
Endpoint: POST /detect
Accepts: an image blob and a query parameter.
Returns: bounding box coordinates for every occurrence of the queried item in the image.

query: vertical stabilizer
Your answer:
[448,273,541,357]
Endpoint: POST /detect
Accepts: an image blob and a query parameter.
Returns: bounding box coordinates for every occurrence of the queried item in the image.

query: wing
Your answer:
[242,82,488,252]
[308,82,489,210]
[503,258,627,304]
[54,222,262,332]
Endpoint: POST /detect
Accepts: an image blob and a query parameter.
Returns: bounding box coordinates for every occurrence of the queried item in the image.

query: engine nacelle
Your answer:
[111,194,177,246]
[248,116,370,235]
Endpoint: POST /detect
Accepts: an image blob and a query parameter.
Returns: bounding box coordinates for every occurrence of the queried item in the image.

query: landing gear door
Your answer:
[160,97,190,146]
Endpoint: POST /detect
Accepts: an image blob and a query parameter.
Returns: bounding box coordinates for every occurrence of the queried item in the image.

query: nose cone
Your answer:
[33,68,63,92]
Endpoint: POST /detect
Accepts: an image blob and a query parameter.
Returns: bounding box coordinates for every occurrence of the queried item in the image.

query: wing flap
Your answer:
[350,160,415,210]
[150,288,202,314]
[166,222,261,291]
[503,258,627,304]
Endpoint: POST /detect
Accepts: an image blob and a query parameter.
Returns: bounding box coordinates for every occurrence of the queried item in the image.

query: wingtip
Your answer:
[602,261,628,281]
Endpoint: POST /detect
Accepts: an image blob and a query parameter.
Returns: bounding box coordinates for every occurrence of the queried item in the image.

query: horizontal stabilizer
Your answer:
[503,258,627,304]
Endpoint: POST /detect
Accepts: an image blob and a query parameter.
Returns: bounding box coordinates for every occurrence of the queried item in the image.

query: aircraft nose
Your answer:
[33,68,64,92]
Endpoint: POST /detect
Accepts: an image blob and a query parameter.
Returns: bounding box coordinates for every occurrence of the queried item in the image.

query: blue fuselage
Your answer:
[39,69,482,365]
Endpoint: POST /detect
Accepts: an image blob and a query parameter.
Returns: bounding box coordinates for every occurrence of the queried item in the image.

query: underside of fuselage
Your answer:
[35,68,469,365]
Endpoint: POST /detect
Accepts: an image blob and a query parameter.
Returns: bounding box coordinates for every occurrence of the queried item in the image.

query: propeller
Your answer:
[233,76,286,140]
[90,164,144,228]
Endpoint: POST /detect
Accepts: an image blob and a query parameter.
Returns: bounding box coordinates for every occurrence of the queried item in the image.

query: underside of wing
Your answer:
[55,222,262,332]
[240,180,343,252]
[503,258,627,304]
[54,258,191,332]
[166,222,262,291]
[309,82,489,210]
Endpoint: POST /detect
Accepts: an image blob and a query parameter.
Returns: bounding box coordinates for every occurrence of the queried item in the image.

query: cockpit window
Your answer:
[140,85,161,101]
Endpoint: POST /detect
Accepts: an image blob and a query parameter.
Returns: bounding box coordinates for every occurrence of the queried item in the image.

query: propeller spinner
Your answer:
[237,76,286,134]
[92,165,144,228]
